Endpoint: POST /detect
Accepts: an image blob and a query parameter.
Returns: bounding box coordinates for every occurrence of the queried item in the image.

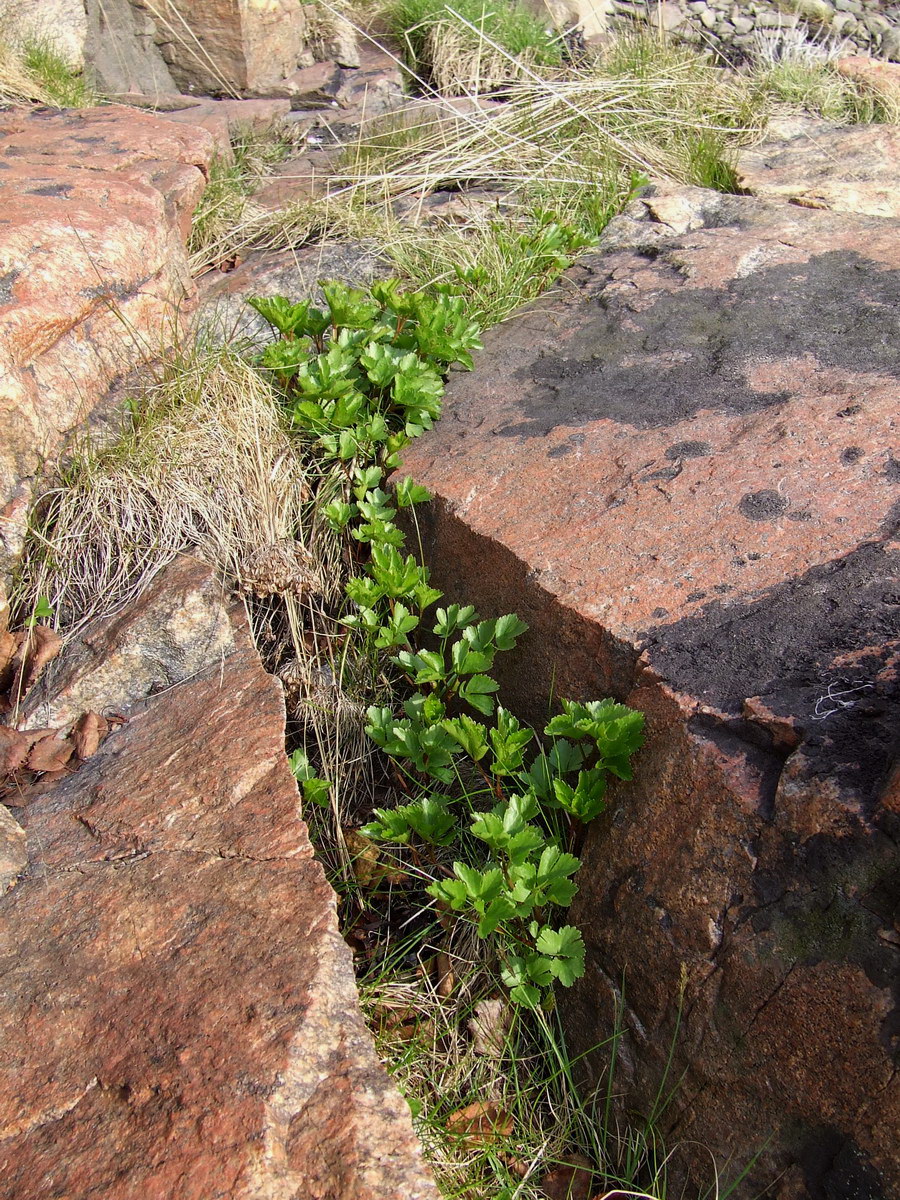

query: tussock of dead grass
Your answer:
[0,38,49,105]
[13,347,325,632]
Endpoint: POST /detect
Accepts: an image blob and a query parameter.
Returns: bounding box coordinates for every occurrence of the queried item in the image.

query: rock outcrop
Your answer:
[150,0,315,95]
[737,114,900,219]
[0,105,215,572]
[397,189,900,1197]
[0,557,439,1200]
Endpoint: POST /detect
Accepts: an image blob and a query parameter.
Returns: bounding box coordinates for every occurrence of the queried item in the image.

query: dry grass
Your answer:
[13,347,317,631]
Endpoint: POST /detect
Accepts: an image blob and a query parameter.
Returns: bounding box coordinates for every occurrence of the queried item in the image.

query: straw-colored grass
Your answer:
[13,347,320,633]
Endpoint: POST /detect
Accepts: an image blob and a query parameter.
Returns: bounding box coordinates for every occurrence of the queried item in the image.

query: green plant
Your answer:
[22,40,92,106]
[252,276,645,1008]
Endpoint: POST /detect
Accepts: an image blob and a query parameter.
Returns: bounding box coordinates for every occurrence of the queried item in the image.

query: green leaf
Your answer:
[395,477,432,509]
[323,500,353,531]
[442,713,489,761]
[451,638,495,677]
[373,603,419,649]
[552,767,606,823]
[493,613,528,651]
[363,807,414,844]
[490,707,533,775]
[535,844,580,906]
[289,750,331,808]
[427,877,469,909]
[534,925,586,986]
[247,294,311,337]
[477,895,517,938]
[433,604,479,638]
[459,674,500,716]
[321,280,381,329]
[402,796,457,845]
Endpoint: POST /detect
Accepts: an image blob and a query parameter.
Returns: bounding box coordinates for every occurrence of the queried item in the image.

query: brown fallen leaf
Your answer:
[25,730,74,774]
[0,725,34,775]
[72,711,109,761]
[343,828,407,887]
[446,1100,514,1144]
[539,1152,594,1200]
[9,624,62,702]
[436,951,455,998]
[0,630,21,690]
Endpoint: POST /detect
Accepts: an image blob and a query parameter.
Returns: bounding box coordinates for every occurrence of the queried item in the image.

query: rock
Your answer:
[0,557,438,1199]
[783,0,835,21]
[0,805,25,894]
[252,149,338,208]
[20,555,234,731]
[396,191,900,1196]
[84,0,178,96]
[0,0,87,68]
[151,0,311,95]
[881,27,900,60]
[522,0,614,41]
[163,96,293,155]
[0,106,216,576]
[647,1,689,30]
[736,115,900,218]
[835,53,900,103]
[196,242,387,343]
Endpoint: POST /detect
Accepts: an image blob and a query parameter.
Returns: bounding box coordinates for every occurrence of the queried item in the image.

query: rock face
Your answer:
[737,115,900,219]
[398,190,900,1197]
[84,0,178,96]
[0,105,215,572]
[197,242,387,343]
[151,0,313,94]
[0,557,438,1200]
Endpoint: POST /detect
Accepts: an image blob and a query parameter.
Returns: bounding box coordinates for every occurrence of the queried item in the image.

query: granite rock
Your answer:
[397,190,900,1197]
[0,557,438,1199]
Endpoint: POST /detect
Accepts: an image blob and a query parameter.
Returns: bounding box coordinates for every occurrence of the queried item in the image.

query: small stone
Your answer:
[700,7,718,28]
[864,14,890,35]
[733,15,754,32]
[831,12,859,34]
[882,28,900,60]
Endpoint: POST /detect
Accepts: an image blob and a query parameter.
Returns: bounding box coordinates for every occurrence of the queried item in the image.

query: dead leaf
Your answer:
[9,625,62,703]
[343,828,407,887]
[72,711,109,761]
[0,631,23,696]
[0,726,34,775]
[468,997,510,1057]
[436,951,455,998]
[25,730,74,774]
[539,1153,594,1200]
[446,1100,514,1144]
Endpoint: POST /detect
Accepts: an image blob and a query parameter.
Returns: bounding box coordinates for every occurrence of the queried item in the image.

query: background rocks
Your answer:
[611,0,900,62]
[736,114,900,217]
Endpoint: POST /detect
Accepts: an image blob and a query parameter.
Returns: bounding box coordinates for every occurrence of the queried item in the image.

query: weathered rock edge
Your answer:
[398,190,899,1198]
[0,558,438,1200]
